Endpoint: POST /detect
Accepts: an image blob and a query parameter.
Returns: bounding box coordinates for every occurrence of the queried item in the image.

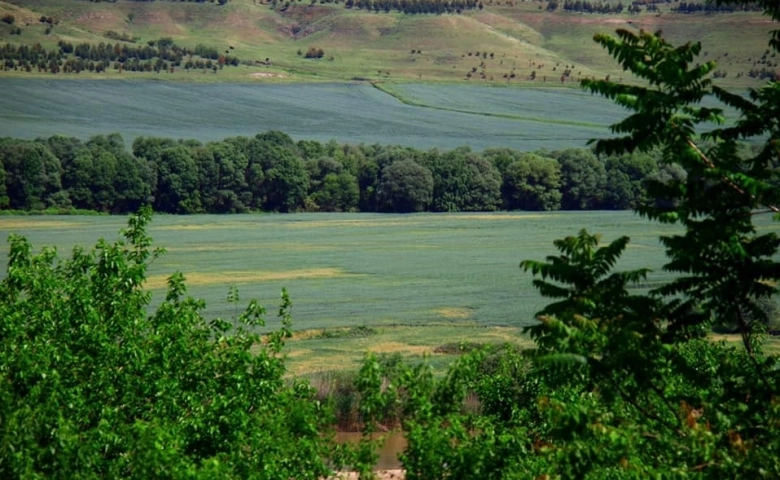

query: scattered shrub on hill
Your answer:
[1,13,15,24]
[104,30,138,43]
[304,46,325,58]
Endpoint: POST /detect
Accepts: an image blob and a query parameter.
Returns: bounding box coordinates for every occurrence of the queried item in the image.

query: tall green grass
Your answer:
[2,211,777,374]
[0,211,680,328]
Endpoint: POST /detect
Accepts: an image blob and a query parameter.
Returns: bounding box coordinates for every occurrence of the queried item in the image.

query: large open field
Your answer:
[0,79,627,150]
[1,211,684,371]
[4,211,777,373]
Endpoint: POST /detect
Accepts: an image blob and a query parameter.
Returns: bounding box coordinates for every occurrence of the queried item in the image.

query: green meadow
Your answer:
[0,211,689,372]
[0,79,624,151]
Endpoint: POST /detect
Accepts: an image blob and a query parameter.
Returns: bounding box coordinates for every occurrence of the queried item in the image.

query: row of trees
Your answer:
[0,132,695,214]
[549,0,632,13]
[0,39,239,74]
[672,0,762,12]
[546,0,762,13]
[345,0,482,14]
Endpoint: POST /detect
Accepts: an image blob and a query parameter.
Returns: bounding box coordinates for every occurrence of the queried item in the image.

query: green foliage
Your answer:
[582,27,780,346]
[555,148,607,210]
[501,152,562,211]
[382,4,780,478]
[377,159,434,213]
[2,130,667,214]
[0,208,338,479]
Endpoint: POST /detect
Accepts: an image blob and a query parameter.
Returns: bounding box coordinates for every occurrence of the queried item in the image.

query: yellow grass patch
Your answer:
[480,326,528,343]
[285,348,313,358]
[166,243,332,253]
[436,307,473,319]
[0,220,81,230]
[155,223,246,231]
[165,245,250,253]
[144,267,357,289]
[283,219,427,229]
[290,329,327,341]
[286,356,362,376]
[368,342,432,356]
[454,214,552,221]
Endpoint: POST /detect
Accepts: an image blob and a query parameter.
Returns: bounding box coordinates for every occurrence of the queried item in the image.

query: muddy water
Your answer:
[334,432,407,470]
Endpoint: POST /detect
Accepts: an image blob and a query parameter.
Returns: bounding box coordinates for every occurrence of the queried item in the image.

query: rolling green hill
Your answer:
[0,0,776,86]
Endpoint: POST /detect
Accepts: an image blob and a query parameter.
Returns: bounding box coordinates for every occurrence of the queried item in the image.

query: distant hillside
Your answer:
[0,0,776,86]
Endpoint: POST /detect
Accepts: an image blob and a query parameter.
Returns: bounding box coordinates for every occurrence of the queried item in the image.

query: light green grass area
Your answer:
[0,211,679,329]
[283,324,532,376]
[0,79,628,151]
[1,211,778,374]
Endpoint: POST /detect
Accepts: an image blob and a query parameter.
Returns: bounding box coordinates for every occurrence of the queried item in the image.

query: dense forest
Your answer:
[0,131,703,215]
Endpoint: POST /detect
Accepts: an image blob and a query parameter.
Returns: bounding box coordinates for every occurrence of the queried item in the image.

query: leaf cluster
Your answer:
[387,4,780,478]
[0,207,337,479]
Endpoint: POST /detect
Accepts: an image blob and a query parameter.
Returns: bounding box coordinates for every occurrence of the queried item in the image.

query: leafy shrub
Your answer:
[305,46,325,59]
[0,207,340,479]
[369,1,780,477]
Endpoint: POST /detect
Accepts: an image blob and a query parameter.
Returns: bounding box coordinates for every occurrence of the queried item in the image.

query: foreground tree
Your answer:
[376,1,780,477]
[0,208,340,479]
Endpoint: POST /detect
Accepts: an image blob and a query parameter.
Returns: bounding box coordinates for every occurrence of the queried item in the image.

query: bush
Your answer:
[1,13,14,25]
[0,208,341,478]
[304,46,325,59]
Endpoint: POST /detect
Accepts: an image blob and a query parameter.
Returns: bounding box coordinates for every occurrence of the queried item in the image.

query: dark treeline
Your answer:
[546,0,760,14]
[269,0,481,15]
[346,0,482,14]
[0,130,727,215]
[549,0,630,14]
[0,37,239,74]
[671,0,761,13]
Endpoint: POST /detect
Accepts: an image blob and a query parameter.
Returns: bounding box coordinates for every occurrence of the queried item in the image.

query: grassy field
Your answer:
[1,211,779,373]
[0,211,679,372]
[0,79,627,150]
[0,0,775,86]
